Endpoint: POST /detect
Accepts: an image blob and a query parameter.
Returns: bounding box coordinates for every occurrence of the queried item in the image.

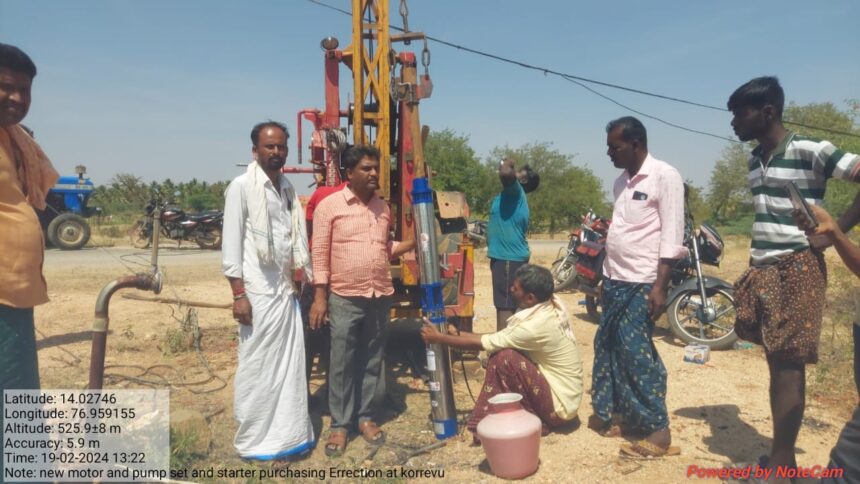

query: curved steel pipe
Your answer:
[88,272,162,389]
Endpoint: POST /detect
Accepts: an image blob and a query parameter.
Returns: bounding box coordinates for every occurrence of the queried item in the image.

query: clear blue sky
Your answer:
[2,0,858,196]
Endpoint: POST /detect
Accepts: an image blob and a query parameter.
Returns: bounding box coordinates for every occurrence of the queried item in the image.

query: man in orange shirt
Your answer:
[310,145,414,456]
[0,44,59,478]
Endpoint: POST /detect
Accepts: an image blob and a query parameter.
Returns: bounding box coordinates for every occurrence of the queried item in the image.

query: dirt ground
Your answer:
[34,237,855,483]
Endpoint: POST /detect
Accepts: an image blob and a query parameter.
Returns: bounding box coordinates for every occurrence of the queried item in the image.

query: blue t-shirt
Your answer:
[487,181,530,261]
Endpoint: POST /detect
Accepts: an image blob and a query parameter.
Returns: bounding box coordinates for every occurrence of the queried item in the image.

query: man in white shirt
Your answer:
[222,121,314,460]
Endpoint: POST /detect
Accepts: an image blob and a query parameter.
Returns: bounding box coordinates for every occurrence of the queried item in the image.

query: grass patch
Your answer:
[162,329,195,355]
[161,308,201,356]
[170,427,204,472]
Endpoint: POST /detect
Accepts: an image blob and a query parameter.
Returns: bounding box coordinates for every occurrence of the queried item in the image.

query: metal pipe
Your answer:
[297,110,306,164]
[150,207,160,270]
[296,109,320,165]
[412,177,457,440]
[88,271,162,389]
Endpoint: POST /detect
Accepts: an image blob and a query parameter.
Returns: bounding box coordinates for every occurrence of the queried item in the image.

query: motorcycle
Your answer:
[568,213,738,349]
[549,209,610,314]
[664,220,737,349]
[130,198,223,250]
[466,218,488,247]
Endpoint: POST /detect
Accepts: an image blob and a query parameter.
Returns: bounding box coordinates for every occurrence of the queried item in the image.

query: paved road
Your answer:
[529,238,567,249]
[43,238,567,270]
[44,245,223,270]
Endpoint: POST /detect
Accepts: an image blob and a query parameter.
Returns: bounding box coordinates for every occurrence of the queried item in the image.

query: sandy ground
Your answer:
[33,237,854,483]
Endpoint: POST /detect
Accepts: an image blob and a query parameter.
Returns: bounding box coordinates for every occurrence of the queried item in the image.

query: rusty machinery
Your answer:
[295,0,476,332]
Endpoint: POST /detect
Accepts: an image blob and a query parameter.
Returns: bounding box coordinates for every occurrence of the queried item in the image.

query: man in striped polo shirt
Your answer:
[727,76,860,473]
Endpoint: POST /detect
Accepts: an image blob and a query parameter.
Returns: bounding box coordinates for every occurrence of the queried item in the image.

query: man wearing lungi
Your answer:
[222,121,315,460]
[420,264,583,443]
[591,116,687,458]
[728,76,860,473]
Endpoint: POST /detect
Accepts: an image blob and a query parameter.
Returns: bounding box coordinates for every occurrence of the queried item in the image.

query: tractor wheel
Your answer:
[47,213,91,250]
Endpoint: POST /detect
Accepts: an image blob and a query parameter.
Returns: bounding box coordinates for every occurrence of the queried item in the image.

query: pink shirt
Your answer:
[603,154,687,284]
[311,186,397,297]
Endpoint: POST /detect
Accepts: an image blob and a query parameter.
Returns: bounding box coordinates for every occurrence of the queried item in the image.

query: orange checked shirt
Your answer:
[311,187,398,297]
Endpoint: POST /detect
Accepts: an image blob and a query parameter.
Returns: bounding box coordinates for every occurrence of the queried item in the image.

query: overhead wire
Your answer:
[559,75,739,143]
[303,0,860,141]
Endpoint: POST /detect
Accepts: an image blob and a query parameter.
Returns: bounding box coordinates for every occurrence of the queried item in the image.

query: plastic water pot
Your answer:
[476,393,542,479]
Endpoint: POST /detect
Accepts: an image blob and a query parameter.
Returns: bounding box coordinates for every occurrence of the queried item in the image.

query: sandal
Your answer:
[357,421,386,444]
[324,429,347,457]
[620,439,681,460]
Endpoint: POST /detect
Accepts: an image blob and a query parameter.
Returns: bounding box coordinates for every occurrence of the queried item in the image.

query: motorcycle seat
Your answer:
[188,211,221,221]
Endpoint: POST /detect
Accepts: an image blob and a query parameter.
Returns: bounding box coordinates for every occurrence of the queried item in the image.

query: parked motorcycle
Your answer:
[130,199,223,250]
[567,213,738,349]
[665,221,737,349]
[549,209,610,314]
[466,219,488,247]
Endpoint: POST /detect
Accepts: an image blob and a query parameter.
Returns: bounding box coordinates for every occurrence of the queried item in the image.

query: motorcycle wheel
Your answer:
[130,220,152,249]
[196,226,222,250]
[667,287,738,350]
[550,256,578,291]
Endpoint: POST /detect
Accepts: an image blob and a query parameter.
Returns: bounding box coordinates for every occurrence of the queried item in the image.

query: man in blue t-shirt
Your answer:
[487,158,540,331]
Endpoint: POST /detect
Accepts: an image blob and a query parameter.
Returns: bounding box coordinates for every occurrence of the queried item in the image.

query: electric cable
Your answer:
[560,75,739,143]
[304,0,860,141]
[460,358,477,404]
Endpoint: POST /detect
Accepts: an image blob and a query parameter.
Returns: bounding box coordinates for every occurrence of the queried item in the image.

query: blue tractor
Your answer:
[37,165,100,250]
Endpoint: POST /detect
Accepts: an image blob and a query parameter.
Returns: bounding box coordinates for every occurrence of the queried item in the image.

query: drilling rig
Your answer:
[296,0,476,332]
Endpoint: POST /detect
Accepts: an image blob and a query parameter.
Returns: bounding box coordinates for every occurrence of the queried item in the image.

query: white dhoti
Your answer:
[233,288,314,459]
[222,166,315,459]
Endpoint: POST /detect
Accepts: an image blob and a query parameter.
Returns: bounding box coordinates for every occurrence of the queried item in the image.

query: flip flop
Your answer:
[620,440,681,460]
[358,421,386,444]
[324,429,347,457]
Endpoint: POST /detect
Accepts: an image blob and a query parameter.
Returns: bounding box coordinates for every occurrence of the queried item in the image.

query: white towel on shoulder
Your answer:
[245,161,313,282]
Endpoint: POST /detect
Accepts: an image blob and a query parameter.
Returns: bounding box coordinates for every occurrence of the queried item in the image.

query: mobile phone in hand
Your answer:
[784,181,818,229]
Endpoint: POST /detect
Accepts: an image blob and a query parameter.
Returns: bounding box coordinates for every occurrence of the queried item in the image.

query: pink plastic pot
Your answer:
[476,393,542,479]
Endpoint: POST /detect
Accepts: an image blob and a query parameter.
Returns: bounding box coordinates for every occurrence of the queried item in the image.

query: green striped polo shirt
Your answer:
[748,131,860,265]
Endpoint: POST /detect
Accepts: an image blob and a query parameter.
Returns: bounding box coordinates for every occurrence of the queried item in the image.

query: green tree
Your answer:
[91,175,230,217]
[488,142,607,234]
[706,100,860,224]
[706,143,753,222]
[684,180,709,224]
[185,192,219,212]
[91,173,155,214]
[784,101,860,216]
[424,129,495,215]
